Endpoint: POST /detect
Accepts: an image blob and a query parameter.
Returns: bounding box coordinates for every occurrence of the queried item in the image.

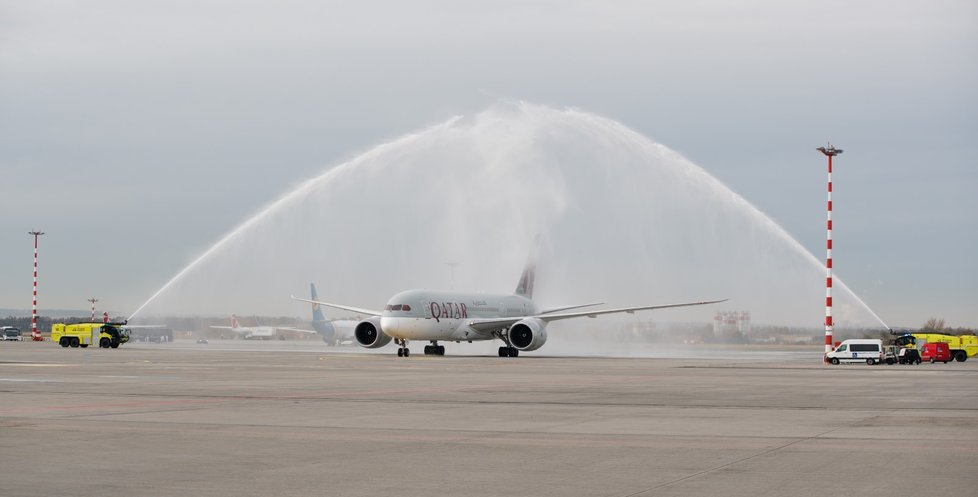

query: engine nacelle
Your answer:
[509,318,548,352]
[355,317,392,348]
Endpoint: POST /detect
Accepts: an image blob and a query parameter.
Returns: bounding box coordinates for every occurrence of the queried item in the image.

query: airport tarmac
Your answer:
[1,340,976,497]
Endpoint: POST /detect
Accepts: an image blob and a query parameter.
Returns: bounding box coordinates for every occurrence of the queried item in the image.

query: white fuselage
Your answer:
[378,289,538,342]
[236,326,277,339]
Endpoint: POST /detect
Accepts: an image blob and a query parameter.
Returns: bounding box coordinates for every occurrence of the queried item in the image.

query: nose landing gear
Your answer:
[395,338,410,357]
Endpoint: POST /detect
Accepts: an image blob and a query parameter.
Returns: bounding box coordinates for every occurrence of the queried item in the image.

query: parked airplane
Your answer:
[209,315,311,340]
[292,241,725,357]
[294,283,358,345]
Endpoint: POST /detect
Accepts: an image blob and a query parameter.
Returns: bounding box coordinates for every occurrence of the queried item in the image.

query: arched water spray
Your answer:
[128,116,463,321]
[131,102,887,334]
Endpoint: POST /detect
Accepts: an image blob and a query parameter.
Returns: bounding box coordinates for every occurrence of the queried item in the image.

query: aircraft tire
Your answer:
[403,348,409,357]
[397,348,403,357]
[438,346,445,356]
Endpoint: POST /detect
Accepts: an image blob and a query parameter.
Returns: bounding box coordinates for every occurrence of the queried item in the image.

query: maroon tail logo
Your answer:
[515,264,535,298]
[514,234,539,298]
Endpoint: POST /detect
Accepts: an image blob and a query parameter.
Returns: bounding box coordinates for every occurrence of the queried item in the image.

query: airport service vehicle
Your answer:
[920,342,951,364]
[897,347,922,365]
[292,239,724,358]
[1,326,23,341]
[882,346,900,365]
[911,333,978,362]
[826,339,884,365]
[51,322,130,349]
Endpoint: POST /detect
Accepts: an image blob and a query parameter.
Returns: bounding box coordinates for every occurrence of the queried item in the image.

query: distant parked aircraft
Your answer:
[209,315,309,340]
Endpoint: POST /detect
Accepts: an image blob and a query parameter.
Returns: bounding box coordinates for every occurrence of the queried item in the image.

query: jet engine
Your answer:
[508,318,547,351]
[354,317,392,348]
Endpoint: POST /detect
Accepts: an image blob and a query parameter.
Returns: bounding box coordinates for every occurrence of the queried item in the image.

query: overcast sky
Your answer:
[1,1,975,327]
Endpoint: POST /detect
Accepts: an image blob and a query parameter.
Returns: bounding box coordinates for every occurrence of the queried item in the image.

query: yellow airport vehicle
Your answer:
[911,333,978,362]
[51,322,130,349]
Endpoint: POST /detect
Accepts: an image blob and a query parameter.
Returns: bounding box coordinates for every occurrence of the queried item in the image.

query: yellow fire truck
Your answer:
[51,322,130,349]
[911,333,978,363]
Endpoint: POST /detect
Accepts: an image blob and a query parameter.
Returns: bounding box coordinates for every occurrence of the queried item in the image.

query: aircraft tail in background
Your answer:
[311,283,328,323]
[309,283,337,344]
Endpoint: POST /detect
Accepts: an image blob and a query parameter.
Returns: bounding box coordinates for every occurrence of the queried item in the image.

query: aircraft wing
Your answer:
[538,302,604,314]
[465,299,727,333]
[276,327,318,334]
[536,299,728,322]
[208,326,251,334]
[290,296,382,317]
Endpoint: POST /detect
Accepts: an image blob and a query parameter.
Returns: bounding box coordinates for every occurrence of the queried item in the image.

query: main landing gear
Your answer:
[424,341,446,356]
[395,338,410,357]
[498,346,519,357]
[493,331,519,357]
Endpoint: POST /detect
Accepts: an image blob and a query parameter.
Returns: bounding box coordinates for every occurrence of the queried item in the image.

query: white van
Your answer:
[826,339,884,365]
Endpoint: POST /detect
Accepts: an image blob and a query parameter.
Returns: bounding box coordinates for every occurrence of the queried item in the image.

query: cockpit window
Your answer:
[391,304,403,311]
[384,305,392,311]
[402,304,411,312]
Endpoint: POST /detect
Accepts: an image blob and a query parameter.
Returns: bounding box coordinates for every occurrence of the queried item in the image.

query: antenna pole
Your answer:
[816,145,843,362]
[28,231,45,341]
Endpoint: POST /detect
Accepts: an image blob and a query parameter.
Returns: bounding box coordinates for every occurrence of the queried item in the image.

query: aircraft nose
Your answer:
[380,317,399,335]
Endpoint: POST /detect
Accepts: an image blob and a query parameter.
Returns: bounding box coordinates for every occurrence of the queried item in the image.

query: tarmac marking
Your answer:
[0,363,74,367]
[619,423,857,496]
[0,396,239,415]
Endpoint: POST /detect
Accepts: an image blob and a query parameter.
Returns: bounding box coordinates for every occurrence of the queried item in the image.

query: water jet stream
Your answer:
[130,102,888,334]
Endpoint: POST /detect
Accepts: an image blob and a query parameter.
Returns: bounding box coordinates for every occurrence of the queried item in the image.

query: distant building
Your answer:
[713,311,751,336]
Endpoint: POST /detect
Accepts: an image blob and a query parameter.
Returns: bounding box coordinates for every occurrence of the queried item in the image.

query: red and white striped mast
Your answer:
[88,298,99,322]
[28,230,45,341]
[816,144,842,360]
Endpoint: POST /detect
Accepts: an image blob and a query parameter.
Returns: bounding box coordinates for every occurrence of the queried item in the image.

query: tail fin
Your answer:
[231,314,240,329]
[310,283,336,344]
[514,235,540,299]
[310,283,327,323]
